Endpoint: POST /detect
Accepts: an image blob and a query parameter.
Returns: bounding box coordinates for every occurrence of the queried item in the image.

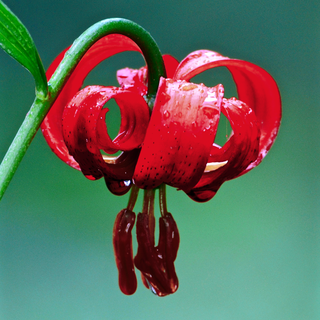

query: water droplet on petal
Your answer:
[163,110,170,119]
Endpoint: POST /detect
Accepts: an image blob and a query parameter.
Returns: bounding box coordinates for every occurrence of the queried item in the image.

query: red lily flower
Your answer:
[124,50,281,201]
[41,34,281,296]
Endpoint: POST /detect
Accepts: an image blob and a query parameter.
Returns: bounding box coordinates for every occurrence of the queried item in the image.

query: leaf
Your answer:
[0,0,47,97]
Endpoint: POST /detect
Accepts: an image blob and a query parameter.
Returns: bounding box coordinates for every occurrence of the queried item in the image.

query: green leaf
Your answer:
[0,0,47,98]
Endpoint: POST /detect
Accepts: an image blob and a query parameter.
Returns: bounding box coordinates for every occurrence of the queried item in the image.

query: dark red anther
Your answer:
[134,212,157,283]
[157,212,179,293]
[113,209,137,295]
[134,211,180,296]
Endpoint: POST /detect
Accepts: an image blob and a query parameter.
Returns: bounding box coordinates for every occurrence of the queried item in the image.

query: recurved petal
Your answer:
[116,54,180,93]
[162,54,180,78]
[174,49,281,175]
[62,85,148,189]
[133,77,223,192]
[41,34,142,169]
[187,97,260,202]
[95,88,150,153]
[116,66,148,95]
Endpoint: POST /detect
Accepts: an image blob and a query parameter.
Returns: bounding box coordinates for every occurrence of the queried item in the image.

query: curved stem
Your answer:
[0,18,166,200]
[49,18,166,107]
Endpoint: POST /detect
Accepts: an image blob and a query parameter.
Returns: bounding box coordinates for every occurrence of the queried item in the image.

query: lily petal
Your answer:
[62,85,149,194]
[174,49,281,174]
[133,77,223,192]
[116,66,148,95]
[162,54,181,78]
[41,34,142,170]
[116,54,180,93]
[188,97,260,202]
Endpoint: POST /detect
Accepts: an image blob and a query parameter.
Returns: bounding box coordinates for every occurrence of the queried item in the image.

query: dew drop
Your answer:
[124,180,131,186]
[163,110,170,119]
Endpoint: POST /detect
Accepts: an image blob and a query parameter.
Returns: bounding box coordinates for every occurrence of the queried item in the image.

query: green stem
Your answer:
[0,96,52,199]
[49,18,166,107]
[0,18,166,200]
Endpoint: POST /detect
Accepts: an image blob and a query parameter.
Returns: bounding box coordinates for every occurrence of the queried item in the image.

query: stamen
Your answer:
[204,160,228,173]
[127,185,140,212]
[142,189,155,216]
[141,189,156,243]
[159,184,167,217]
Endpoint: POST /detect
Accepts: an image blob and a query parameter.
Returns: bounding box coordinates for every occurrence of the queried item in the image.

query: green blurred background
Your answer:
[0,0,319,319]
